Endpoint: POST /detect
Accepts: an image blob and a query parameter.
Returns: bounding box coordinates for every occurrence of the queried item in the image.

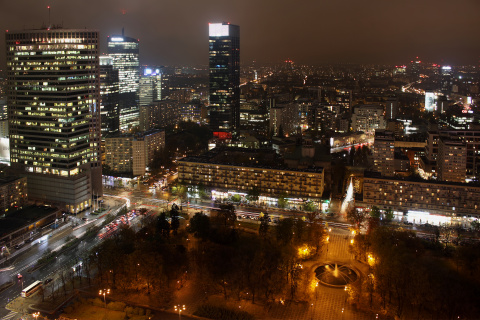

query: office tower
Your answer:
[99,56,120,137]
[208,22,240,131]
[107,31,140,132]
[139,67,163,106]
[5,28,102,213]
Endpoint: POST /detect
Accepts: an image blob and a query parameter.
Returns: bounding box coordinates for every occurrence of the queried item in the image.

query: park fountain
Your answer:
[315,263,358,287]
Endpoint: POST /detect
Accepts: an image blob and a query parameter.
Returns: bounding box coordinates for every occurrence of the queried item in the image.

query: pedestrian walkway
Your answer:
[172,227,373,320]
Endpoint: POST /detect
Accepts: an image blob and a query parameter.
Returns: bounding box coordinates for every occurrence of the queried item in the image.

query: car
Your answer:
[24,238,33,243]
[44,278,53,285]
[14,244,23,250]
[17,274,22,279]
[82,217,88,221]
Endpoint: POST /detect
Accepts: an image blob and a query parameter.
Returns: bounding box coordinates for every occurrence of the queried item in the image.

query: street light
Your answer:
[174,304,186,320]
[32,312,40,319]
[99,289,110,308]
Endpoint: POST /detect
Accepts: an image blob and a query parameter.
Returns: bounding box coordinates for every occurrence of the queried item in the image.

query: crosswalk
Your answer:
[1,311,17,320]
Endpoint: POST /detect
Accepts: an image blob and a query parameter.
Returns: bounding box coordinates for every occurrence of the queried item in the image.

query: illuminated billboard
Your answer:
[209,23,229,37]
[111,37,124,42]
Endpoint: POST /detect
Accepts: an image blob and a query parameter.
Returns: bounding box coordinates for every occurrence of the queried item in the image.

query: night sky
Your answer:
[1,0,480,68]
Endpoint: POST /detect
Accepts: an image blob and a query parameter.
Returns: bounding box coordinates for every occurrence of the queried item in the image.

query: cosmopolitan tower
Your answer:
[208,22,240,132]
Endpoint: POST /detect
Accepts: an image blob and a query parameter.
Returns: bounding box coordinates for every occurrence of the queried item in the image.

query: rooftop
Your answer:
[0,205,59,237]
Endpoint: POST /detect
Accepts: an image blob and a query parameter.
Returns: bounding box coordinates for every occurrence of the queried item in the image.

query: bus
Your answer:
[21,281,42,297]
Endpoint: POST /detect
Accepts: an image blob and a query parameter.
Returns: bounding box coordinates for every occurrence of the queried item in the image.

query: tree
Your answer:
[172,181,187,201]
[170,208,180,236]
[349,146,356,166]
[197,182,209,200]
[217,204,237,229]
[384,208,394,223]
[302,200,316,212]
[471,220,480,234]
[258,212,270,238]
[187,212,211,240]
[246,187,260,203]
[370,206,381,219]
[275,218,294,244]
[230,194,241,203]
[156,212,171,238]
[346,205,366,231]
[277,193,288,209]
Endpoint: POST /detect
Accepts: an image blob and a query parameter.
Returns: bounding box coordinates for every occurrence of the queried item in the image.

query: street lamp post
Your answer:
[99,289,110,308]
[174,304,185,320]
[32,312,40,319]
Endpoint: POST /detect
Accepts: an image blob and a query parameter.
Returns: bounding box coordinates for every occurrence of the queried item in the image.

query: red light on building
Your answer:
[213,132,232,140]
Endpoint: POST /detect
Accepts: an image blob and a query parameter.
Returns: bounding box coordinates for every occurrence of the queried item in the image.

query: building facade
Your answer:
[178,149,324,199]
[139,100,180,131]
[437,137,466,183]
[363,174,480,217]
[0,176,28,214]
[351,105,386,134]
[104,130,165,177]
[6,28,102,213]
[99,56,120,137]
[208,22,240,131]
[373,130,395,177]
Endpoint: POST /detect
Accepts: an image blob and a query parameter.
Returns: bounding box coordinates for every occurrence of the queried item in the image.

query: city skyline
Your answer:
[1,0,480,69]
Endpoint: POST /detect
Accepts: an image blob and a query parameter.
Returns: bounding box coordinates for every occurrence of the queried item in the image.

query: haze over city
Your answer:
[1,1,480,320]
[1,0,480,66]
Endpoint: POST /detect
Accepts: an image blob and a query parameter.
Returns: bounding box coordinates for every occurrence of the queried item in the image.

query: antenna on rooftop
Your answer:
[46,5,52,29]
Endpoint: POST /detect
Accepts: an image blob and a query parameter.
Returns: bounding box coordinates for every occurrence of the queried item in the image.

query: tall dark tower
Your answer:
[208,22,240,132]
[99,55,120,137]
[5,28,102,213]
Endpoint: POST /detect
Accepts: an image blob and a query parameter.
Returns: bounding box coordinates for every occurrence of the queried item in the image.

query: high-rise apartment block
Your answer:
[270,103,299,137]
[105,130,165,177]
[373,130,395,177]
[351,105,386,134]
[437,137,466,183]
[6,29,102,213]
[107,32,140,132]
[139,100,180,131]
[208,22,240,131]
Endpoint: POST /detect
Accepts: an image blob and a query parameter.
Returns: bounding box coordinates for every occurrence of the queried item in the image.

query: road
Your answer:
[0,205,125,319]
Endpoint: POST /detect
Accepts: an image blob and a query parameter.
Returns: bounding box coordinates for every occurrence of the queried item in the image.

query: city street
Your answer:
[0,205,124,320]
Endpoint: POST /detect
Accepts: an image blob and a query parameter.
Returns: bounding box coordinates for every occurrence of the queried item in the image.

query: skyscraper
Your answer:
[208,22,240,131]
[139,67,163,107]
[5,28,102,213]
[107,31,140,132]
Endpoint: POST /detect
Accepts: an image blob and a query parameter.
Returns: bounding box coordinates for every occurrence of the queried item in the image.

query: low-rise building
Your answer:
[178,148,324,199]
[0,176,28,214]
[363,173,480,217]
